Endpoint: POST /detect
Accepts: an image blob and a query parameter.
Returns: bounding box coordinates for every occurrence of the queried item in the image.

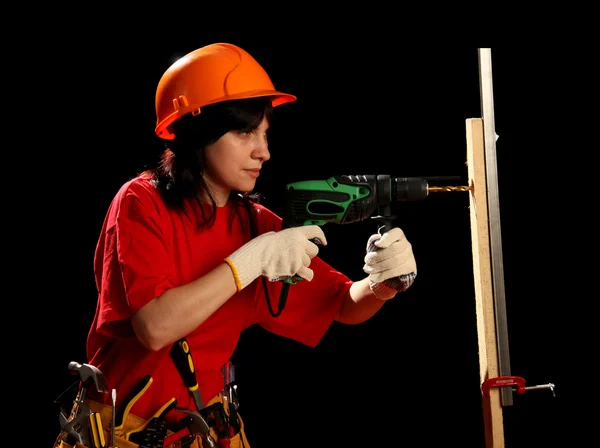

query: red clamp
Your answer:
[481,375,526,396]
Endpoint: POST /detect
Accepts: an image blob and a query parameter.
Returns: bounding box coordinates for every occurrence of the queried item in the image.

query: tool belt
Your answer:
[53,393,251,448]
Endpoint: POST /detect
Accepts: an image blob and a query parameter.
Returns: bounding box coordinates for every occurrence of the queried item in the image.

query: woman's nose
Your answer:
[253,138,270,162]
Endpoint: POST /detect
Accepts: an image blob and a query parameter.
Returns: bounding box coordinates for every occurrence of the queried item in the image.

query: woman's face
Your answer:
[203,116,271,205]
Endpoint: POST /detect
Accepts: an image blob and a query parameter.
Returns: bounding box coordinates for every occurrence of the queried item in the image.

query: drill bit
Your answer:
[427,185,472,193]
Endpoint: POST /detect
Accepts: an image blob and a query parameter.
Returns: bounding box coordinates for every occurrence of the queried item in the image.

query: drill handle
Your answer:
[371,205,396,233]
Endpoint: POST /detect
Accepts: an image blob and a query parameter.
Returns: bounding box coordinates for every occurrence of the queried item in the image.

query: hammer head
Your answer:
[68,361,109,394]
[176,408,211,437]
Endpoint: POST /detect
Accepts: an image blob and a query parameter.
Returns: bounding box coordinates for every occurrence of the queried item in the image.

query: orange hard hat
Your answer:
[155,43,297,140]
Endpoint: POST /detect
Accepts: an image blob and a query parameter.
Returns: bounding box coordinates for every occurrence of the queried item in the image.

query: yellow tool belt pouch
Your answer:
[162,393,251,448]
[53,393,251,448]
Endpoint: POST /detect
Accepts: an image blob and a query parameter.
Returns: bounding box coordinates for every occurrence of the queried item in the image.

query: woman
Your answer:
[54,42,417,448]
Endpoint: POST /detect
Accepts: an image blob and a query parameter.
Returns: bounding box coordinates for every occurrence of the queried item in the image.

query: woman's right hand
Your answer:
[224,225,327,291]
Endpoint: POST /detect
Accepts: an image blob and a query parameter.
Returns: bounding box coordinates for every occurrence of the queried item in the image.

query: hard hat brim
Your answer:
[155,90,297,140]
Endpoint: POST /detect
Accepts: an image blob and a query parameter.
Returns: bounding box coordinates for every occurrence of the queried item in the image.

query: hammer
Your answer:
[60,362,109,446]
[68,362,109,396]
[176,408,217,448]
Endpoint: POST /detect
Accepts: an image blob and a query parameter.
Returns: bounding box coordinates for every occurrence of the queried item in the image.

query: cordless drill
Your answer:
[282,174,435,232]
[265,174,469,317]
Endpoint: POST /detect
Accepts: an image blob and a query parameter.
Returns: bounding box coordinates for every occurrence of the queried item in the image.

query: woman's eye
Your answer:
[237,129,268,140]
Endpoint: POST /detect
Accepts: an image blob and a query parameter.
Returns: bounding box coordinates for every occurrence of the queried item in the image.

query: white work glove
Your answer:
[363,227,417,300]
[224,225,326,291]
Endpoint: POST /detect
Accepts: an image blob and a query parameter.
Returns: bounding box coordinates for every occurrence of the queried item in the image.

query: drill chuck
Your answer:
[392,177,429,201]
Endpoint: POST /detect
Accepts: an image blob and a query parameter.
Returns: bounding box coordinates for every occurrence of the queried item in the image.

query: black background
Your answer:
[31,33,586,447]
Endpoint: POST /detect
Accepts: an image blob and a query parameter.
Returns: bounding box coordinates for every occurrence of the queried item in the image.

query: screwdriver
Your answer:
[110,389,116,448]
[222,362,240,434]
[170,338,205,412]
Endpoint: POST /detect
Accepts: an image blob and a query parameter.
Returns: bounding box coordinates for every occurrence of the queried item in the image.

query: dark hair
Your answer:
[143,97,273,230]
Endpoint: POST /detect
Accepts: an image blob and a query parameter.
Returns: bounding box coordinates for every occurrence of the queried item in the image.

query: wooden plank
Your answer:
[466,117,505,447]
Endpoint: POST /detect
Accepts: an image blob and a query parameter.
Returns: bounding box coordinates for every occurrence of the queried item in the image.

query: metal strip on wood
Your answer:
[478,48,513,407]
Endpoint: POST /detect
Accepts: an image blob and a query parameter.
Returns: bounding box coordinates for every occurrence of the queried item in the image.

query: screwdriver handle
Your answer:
[170,339,197,390]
